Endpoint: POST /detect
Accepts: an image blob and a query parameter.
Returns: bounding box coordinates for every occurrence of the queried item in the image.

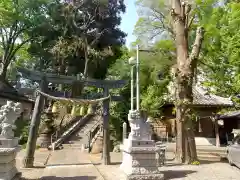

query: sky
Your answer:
[120,0,138,48]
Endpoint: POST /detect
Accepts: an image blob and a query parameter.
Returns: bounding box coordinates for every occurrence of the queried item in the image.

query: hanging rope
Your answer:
[36,90,110,105]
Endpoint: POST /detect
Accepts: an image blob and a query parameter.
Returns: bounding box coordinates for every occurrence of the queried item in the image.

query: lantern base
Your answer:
[120,138,164,180]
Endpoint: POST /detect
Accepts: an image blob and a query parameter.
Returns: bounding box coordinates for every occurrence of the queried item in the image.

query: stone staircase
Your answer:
[49,114,93,150]
[197,147,227,161]
[166,143,227,162]
[62,115,102,150]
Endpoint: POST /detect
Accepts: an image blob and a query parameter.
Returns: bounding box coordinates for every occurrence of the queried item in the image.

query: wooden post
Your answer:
[214,118,220,147]
[22,77,47,168]
[102,87,110,165]
[71,73,83,98]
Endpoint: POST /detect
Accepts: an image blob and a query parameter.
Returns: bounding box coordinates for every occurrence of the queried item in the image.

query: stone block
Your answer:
[131,140,155,147]
[132,159,157,167]
[132,153,156,160]
[0,154,16,164]
[0,147,20,180]
[0,160,15,173]
[0,139,18,149]
[139,167,159,174]
[127,174,164,180]
[0,148,19,157]
[131,167,140,174]
[0,167,18,180]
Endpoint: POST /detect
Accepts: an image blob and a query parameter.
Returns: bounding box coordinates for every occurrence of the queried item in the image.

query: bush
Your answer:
[14,118,30,145]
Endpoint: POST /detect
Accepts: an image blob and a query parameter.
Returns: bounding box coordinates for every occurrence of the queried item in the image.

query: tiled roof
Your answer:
[192,86,233,106]
[166,84,234,107]
[216,111,240,120]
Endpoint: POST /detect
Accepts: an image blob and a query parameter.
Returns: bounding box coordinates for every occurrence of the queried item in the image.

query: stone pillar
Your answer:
[214,119,220,147]
[122,122,127,143]
[0,138,21,180]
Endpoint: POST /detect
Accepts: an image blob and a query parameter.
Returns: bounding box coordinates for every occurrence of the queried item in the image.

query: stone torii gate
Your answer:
[17,67,127,167]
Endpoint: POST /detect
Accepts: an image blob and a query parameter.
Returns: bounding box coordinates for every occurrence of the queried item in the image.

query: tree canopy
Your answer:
[133,0,240,99]
[0,0,51,79]
[0,0,127,81]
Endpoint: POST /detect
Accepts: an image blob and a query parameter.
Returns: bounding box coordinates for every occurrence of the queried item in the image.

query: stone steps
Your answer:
[166,143,227,162]
[198,154,221,161]
[49,115,93,149]
[63,115,101,150]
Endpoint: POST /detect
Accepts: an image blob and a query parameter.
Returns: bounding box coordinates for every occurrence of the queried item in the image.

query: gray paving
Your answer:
[41,165,104,180]
[16,149,50,180]
[90,152,240,180]
[41,149,104,180]
[16,147,240,180]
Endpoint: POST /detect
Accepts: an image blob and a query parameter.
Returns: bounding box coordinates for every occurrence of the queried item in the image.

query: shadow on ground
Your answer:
[46,163,92,167]
[19,166,45,169]
[21,176,97,180]
[199,159,228,165]
[162,170,196,179]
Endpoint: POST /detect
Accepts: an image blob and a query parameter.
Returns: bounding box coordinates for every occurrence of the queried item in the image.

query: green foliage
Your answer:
[141,84,168,117]
[198,1,240,96]
[27,0,126,79]
[191,160,200,165]
[138,44,174,117]
[134,0,240,101]
[134,0,172,44]
[0,0,126,81]
[14,118,30,145]
[0,0,51,79]
[107,47,131,144]
[107,40,174,143]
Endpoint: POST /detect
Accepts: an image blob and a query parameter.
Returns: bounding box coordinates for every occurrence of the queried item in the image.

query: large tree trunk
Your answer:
[171,0,204,164]
[0,65,7,80]
[0,54,9,80]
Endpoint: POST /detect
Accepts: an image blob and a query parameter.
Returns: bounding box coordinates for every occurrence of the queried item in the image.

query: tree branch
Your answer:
[4,38,32,67]
[190,27,204,61]
[3,21,19,63]
[90,28,109,46]
[187,15,194,29]
[0,29,6,49]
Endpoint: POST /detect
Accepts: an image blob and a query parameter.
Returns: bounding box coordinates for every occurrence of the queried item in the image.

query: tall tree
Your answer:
[0,0,50,80]
[28,0,126,80]
[171,0,204,163]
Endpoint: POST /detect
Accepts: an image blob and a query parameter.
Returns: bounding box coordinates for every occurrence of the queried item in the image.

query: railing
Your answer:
[49,115,91,150]
[85,116,102,152]
[50,115,82,147]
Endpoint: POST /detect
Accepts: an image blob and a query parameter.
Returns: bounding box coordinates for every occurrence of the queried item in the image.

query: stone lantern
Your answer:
[37,102,57,148]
